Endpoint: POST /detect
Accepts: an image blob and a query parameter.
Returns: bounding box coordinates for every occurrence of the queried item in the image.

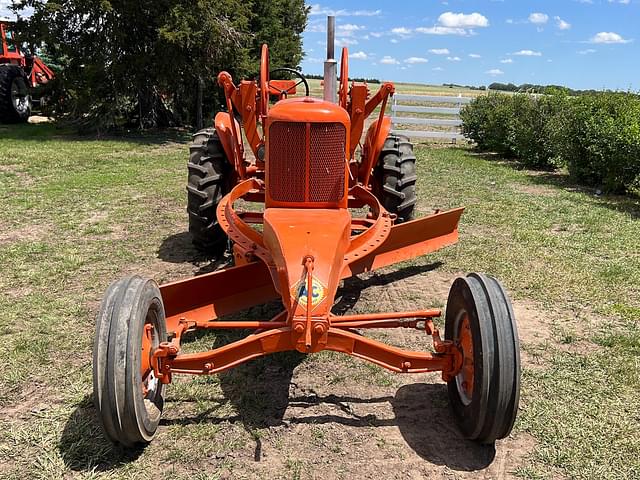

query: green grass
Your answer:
[0,122,638,479]
[410,148,640,479]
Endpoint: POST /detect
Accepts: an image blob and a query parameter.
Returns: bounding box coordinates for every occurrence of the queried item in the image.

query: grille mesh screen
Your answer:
[309,123,346,202]
[268,121,346,204]
[268,122,306,202]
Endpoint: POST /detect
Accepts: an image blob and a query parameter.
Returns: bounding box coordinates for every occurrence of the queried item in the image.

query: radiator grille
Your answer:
[268,122,306,202]
[309,123,346,202]
[268,121,346,204]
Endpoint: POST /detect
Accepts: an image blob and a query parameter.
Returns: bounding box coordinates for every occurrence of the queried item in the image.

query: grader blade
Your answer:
[160,261,278,332]
[344,207,465,277]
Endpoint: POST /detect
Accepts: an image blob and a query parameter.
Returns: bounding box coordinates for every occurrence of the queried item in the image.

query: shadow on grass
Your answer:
[467,150,640,219]
[59,394,145,472]
[333,262,443,315]
[157,231,232,275]
[527,171,640,219]
[160,378,494,471]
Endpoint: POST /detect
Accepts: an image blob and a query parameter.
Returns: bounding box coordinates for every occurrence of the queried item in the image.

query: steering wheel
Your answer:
[259,44,310,116]
[268,67,310,98]
[339,47,349,109]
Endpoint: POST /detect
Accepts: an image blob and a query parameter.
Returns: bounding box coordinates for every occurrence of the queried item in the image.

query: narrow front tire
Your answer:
[93,276,167,446]
[444,273,520,444]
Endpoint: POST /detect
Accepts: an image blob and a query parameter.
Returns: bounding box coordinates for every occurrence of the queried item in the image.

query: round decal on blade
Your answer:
[292,276,327,308]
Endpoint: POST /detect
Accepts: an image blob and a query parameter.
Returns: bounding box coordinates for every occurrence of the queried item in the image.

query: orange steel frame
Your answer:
[149,46,466,386]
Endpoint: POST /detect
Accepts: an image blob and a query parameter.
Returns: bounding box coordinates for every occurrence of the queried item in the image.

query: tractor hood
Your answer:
[267,97,350,125]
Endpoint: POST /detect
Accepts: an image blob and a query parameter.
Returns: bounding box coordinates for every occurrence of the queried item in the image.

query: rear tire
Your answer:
[372,134,417,222]
[0,65,31,124]
[187,128,231,253]
[444,273,520,444]
[93,276,167,447]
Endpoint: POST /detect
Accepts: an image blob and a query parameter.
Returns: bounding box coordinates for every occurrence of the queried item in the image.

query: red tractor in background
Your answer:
[0,20,55,123]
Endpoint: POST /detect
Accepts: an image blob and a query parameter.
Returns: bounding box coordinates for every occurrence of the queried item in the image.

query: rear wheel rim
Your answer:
[11,77,30,115]
[455,311,474,406]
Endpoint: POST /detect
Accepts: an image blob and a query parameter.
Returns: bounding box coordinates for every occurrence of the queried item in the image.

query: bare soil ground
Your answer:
[70,253,549,479]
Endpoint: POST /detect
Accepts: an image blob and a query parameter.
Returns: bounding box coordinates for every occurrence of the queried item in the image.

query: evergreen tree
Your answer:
[12,0,309,130]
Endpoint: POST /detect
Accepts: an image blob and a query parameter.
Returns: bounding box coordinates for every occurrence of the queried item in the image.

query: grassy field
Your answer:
[0,122,638,479]
[307,78,484,98]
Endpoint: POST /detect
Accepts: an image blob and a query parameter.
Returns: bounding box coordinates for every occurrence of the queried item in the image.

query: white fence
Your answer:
[391,93,472,142]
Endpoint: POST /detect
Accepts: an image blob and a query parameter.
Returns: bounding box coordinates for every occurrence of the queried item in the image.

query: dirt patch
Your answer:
[4,382,61,421]
[4,285,34,299]
[0,164,34,186]
[515,183,555,197]
[158,359,536,479]
[80,211,128,240]
[0,223,52,246]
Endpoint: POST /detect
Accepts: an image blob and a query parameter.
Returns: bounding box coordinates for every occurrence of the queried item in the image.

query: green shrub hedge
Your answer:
[460,91,640,193]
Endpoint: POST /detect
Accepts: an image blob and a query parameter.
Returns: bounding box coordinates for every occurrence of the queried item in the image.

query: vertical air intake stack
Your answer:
[323,15,337,103]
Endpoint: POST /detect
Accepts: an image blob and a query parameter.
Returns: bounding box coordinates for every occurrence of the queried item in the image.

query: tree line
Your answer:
[10,0,308,131]
[487,82,619,96]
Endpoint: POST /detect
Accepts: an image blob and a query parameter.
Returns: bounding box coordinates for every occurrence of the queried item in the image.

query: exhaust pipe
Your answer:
[323,16,337,103]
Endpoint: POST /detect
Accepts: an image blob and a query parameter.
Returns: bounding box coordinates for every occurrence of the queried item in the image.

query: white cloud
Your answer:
[352,9,382,15]
[352,9,383,15]
[528,13,549,24]
[438,12,489,28]
[309,4,381,16]
[608,0,630,4]
[468,53,482,58]
[415,26,469,36]
[405,57,429,64]
[447,56,461,62]
[336,24,365,38]
[391,27,412,36]
[486,69,504,76]
[554,16,571,30]
[429,48,450,55]
[589,31,631,44]
[336,37,358,46]
[416,11,489,36]
[307,21,326,33]
[513,49,542,56]
[433,67,444,71]
[370,32,383,38]
[578,48,597,54]
[351,51,368,60]
[338,24,364,32]
[390,38,398,44]
[500,58,514,63]
[380,56,399,65]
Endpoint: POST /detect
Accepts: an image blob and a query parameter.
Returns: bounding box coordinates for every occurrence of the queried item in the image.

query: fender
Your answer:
[214,111,243,171]
[359,116,392,184]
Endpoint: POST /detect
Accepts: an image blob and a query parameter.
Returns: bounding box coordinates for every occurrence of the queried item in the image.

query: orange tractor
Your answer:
[0,21,54,123]
[93,18,520,448]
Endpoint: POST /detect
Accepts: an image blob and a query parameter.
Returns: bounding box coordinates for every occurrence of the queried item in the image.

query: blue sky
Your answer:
[2,0,637,90]
[301,1,639,90]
